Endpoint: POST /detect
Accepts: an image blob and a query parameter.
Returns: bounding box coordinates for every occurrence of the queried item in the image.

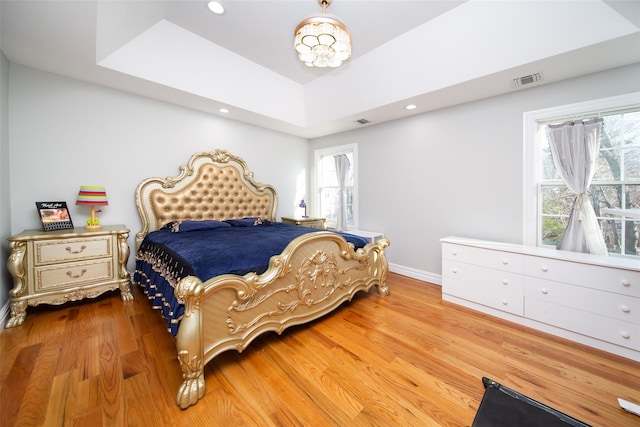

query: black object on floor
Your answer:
[472,377,591,427]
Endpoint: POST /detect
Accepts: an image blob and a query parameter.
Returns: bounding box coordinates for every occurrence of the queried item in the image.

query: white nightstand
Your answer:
[343,229,384,244]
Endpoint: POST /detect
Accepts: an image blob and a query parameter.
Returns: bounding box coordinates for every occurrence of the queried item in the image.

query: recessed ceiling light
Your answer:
[219,108,229,114]
[405,104,417,110]
[207,1,225,15]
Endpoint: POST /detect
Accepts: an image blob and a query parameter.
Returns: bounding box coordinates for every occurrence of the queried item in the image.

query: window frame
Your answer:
[313,143,358,230]
[523,92,640,252]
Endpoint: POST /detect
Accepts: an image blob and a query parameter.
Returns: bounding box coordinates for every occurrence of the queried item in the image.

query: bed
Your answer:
[133,149,390,409]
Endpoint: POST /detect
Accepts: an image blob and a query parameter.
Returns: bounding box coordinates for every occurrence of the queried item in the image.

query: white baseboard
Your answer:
[0,299,9,332]
[388,263,441,286]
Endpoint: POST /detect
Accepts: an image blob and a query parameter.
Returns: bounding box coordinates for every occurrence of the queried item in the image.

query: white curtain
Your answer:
[334,154,350,232]
[546,118,607,255]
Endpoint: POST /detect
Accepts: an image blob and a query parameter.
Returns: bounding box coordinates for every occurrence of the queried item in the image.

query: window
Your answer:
[314,144,357,230]
[524,93,640,258]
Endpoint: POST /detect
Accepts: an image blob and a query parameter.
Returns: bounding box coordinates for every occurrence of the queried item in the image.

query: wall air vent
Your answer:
[356,118,370,125]
[512,72,543,88]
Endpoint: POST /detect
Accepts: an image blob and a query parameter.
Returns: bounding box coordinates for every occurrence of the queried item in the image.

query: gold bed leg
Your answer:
[175,276,205,409]
[373,238,391,296]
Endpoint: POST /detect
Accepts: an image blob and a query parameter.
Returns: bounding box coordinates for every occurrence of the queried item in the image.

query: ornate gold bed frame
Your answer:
[135,149,390,408]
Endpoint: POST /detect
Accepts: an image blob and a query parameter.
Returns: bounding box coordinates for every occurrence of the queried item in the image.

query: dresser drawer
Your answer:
[443,277,523,315]
[35,258,114,291]
[526,298,639,350]
[442,259,524,289]
[442,260,524,315]
[525,277,639,324]
[524,255,639,297]
[442,243,523,273]
[34,236,112,265]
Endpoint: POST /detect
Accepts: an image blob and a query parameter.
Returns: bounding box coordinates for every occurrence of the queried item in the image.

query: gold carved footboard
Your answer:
[173,232,390,409]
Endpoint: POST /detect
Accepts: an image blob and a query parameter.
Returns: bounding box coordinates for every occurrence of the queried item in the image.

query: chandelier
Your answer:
[294,0,351,68]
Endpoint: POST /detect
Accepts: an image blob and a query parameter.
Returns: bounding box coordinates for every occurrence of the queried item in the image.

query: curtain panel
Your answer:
[545,118,608,255]
[334,154,350,232]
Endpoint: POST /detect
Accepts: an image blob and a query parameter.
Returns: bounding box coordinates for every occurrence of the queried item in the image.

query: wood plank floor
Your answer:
[1,273,638,426]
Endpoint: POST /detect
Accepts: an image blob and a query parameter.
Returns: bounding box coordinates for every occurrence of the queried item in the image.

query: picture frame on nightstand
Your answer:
[35,201,74,231]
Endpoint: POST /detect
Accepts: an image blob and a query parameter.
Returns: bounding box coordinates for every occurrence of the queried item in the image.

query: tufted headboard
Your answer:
[135,149,277,249]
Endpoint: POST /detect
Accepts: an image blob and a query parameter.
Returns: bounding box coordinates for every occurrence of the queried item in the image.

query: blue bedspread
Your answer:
[134,219,368,335]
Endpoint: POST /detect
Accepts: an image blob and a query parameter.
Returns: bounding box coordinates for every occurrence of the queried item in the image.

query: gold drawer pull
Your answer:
[65,245,87,254]
[66,269,87,279]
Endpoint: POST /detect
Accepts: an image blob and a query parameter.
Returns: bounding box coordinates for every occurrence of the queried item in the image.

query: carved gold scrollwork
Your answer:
[176,349,205,409]
[175,276,204,315]
[6,300,27,328]
[296,251,340,306]
[226,250,343,334]
[118,232,130,279]
[7,241,27,298]
[209,150,232,164]
[163,165,195,189]
[117,232,134,301]
[119,282,134,301]
[175,276,205,408]
[372,238,391,296]
[64,289,90,302]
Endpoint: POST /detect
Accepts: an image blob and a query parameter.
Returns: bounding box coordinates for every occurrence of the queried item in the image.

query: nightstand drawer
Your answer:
[302,220,325,229]
[35,236,112,265]
[35,258,114,291]
[281,217,326,229]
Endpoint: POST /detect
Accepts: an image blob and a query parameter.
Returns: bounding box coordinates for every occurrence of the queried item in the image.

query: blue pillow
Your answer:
[224,217,272,227]
[165,220,231,232]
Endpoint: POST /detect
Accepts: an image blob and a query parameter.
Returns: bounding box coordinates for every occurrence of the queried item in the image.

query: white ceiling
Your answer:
[1,0,639,138]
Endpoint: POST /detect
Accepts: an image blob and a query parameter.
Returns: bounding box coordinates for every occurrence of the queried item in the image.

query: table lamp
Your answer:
[76,185,108,230]
[299,199,308,218]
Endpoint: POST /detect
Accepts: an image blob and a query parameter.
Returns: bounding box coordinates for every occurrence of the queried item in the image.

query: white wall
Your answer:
[0,51,10,311]
[4,62,640,291]
[7,65,309,271]
[311,63,640,282]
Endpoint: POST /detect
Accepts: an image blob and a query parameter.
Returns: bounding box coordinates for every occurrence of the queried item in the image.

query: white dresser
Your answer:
[441,236,639,361]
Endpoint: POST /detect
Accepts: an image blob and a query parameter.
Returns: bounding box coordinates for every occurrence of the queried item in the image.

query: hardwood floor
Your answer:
[1,273,638,426]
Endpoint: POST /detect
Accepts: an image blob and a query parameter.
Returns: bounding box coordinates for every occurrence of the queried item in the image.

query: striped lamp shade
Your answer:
[76,186,108,205]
